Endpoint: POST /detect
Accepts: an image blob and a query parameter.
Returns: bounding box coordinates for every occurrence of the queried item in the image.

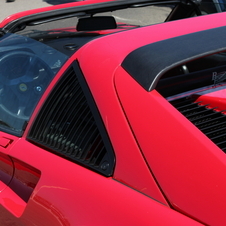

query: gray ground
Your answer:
[0,0,77,22]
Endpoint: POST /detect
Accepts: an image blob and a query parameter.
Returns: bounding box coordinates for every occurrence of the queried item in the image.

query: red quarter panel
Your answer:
[0,138,203,226]
[115,66,226,226]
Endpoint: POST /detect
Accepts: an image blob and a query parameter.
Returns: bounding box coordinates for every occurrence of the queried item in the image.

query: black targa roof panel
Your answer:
[122,26,226,91]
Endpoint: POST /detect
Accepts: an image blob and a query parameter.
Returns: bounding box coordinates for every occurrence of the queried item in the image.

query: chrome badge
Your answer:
[212,71,226,86]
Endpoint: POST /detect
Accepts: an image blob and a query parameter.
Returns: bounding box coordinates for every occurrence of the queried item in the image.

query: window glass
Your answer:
[17,4,174,36]
[0,33,68,135]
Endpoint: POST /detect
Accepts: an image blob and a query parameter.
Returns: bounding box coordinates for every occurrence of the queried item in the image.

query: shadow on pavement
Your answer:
[43,0,76,5]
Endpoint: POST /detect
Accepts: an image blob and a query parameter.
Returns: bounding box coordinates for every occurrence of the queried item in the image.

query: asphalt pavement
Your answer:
[0,0,75,22]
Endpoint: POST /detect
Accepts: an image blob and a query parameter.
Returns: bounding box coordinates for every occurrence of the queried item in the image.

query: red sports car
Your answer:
[0,0,225,225]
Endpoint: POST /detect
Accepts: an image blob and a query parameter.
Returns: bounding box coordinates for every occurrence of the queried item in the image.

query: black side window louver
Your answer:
[28,63,115,176]
[170,97,226,152]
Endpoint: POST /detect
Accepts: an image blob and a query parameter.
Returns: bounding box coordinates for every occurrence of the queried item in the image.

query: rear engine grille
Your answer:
[170,98,226,151]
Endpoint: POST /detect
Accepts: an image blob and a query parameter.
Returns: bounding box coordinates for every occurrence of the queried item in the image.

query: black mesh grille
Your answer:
[170,97,226,151]
[28,66,114,176]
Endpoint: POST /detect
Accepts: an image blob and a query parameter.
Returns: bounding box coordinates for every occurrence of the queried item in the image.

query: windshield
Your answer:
[0,33,68,136]
[16,4,175,38]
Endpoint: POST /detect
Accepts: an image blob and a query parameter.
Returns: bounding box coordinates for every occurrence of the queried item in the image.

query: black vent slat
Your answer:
[194,114,225,127]
[83,134,101,162]
[63,105,92,153]
[210,133,226,141]
[80,126,99,160]
[177,102,201,111]
[62,121,90,155]
[184,108,213,120]
[72,110,94,156]
[46,74,80,145]
[201,119,226,133]
[89,139,105,165]
[170,97,226,153]
[188,111,222,124]
[49,84,82,146]
[28,65,114,176]
[75,119,95,154]
[42,69,76,142]
[180,104,207,114]
[170,99,201,108]
[205,125,226,136]
[59,93,86,152]
[217,140,226,146]
[198,118,226,130]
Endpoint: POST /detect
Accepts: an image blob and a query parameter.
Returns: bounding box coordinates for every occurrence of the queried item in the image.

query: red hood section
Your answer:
[193,85,226,111]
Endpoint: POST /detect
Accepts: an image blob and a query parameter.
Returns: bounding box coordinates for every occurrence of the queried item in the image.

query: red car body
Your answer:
[0,0,225,225]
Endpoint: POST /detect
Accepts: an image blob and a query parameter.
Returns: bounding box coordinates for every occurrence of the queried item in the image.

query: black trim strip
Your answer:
[122,26,226,91]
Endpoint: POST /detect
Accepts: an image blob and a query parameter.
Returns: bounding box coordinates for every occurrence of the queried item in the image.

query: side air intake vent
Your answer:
[28,65,114,176]
[170,97,226,151]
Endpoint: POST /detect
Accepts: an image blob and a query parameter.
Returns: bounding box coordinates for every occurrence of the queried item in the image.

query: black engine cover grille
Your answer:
[170,97,226,151]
